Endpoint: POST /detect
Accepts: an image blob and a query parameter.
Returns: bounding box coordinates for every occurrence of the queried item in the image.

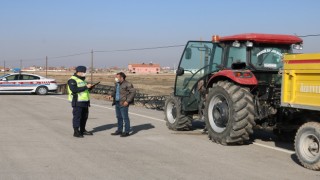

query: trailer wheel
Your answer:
[295,122,320,170]
[204,81,255,145]
[164,94,192,130]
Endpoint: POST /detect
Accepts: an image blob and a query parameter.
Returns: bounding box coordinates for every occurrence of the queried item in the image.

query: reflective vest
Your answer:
[67,76,90,102]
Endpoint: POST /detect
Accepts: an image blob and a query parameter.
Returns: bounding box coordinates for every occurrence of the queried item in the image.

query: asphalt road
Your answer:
[0,94,319,180]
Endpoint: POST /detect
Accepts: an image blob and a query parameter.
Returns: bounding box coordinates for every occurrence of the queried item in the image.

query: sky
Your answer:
[1,0,320,68]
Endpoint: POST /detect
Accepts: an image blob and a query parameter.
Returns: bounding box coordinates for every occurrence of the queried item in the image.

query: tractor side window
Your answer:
[213,46,222,66]
[175,41,216,96]
[180,42,212,73]
[227,46,246,68]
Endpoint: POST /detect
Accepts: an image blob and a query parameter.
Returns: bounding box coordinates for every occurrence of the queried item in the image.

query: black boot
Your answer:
[81,129,93,135]
[74,128,84,138]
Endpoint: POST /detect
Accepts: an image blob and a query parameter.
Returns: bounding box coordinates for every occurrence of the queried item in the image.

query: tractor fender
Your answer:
[207,70,258,88]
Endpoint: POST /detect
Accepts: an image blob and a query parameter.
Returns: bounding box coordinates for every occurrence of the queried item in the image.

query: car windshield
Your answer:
[251,46,290,70]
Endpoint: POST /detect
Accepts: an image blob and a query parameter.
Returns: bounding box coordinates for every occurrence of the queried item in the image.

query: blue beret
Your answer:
[75,66,86,72]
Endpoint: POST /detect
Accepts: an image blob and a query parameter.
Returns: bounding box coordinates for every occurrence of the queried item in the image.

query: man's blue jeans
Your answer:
[115,101,130,133]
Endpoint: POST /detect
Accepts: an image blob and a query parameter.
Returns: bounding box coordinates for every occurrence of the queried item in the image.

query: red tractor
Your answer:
[165,33,304,144]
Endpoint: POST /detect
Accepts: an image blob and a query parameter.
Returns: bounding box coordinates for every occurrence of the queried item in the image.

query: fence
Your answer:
[57,84,167,110]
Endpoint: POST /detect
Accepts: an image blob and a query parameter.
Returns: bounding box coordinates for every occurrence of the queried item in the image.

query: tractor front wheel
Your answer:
[164,94,192,130]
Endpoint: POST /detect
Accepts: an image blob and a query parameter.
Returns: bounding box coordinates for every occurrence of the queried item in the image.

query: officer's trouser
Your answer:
[72,106,89,131]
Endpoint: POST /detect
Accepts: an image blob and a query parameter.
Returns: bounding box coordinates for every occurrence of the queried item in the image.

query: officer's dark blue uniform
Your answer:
[67,66,93,138]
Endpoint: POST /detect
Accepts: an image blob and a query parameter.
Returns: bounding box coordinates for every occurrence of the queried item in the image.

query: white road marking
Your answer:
[252,142,295,154]
[50,95,296,155]
[92,104,166,122]
[50,96,166,122]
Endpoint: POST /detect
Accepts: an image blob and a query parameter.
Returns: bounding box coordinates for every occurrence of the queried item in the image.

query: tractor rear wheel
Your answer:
[295,122,320,170]
[204,81,255,145]
[164,94,192,130]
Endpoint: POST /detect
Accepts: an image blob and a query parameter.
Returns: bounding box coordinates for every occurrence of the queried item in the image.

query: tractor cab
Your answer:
[175,33,303,99]
[218,33,302,70]
[218,34,303,89]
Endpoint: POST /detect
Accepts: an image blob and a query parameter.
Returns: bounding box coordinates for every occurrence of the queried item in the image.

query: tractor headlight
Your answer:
[293,43,303,50]
[246,41,253,47]
[232,41,241,48]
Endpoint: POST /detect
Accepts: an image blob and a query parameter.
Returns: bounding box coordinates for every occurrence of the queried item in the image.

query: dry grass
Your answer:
[36,71,175,96]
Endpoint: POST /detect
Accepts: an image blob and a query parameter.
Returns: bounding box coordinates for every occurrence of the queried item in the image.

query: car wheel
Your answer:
[36,86,48,95]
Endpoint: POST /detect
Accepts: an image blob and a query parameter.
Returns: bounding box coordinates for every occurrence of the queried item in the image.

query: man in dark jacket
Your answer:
[111,72,136,137]
[67,66,93,138]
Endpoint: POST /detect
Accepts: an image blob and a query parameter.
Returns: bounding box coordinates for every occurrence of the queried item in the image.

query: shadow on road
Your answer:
[130,123,155,135]
[192,120,206,130]
[290,154,302,167]
[251,129,295,151]
[91,123,155,135]
[189,121,296,150]
[91,123,117,133]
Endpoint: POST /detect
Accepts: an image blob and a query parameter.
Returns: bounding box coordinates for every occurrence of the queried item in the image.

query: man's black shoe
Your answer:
[111,131,122,135]
[81,130,93,135]
[120,132,130,137]
[74,133,84,138]
[74,128,84,138]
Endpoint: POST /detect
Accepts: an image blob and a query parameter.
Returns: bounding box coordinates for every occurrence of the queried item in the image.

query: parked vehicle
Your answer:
[164,33,320,170]
[0,73,58,95]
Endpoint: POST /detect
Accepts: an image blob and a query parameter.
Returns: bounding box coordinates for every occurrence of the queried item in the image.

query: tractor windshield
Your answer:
[250,45,290,70]
[175,41,222,96]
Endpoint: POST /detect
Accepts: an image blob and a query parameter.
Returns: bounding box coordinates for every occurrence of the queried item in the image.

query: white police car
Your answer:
[0,73,58,95]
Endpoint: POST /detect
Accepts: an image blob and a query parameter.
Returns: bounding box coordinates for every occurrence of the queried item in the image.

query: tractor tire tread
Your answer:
[205,81,255,145]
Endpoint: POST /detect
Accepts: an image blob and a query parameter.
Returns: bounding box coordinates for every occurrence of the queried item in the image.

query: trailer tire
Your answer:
[204,81,255,145]
[164,94,192,130]
[295,122,320,171]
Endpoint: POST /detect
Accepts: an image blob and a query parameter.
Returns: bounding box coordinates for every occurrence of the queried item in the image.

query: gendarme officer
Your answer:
[67,66,93,138]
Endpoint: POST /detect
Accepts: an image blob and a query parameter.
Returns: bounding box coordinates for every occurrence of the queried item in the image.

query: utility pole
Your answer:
[3,60,5,75]
[20,59,22,71]
[200,37,203,75]
[45,56,48,78]
[91,49,93,84]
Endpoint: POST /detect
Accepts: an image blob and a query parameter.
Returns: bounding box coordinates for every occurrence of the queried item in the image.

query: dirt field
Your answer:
[36,71,175,96]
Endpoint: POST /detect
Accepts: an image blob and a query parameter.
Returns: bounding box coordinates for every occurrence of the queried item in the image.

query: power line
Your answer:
[20,57,43,62]
[298,34,320,38]
[94,44,185,53]
[50,52,91,59]
[2,35,320,64]
[2,44,184,63]
[6,57,43,62]
[4,52,91,62]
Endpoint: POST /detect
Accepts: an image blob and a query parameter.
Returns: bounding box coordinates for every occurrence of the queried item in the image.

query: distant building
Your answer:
[0,66,10,72]
[22,66,39,72]
[128,63,160,74]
